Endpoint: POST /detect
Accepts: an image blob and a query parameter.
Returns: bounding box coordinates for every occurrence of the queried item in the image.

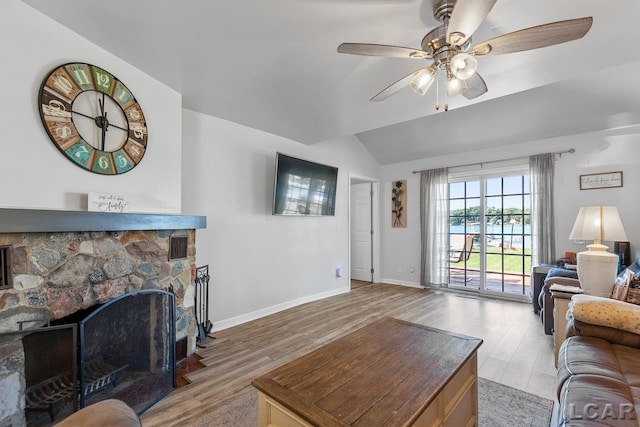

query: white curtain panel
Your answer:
[529,153,556,266]
[420,168,449,287]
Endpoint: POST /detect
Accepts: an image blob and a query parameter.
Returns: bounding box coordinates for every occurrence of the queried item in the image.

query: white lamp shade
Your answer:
[569,206,628,243]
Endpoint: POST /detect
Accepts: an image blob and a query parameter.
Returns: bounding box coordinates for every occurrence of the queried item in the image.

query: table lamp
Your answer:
[569,206,628,297]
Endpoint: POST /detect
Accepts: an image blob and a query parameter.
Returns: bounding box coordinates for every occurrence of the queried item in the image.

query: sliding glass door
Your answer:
[448,173,532,297]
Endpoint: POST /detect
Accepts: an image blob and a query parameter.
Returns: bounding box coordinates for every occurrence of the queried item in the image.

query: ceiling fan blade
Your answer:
[338,43,430,59]
[472,17,593,56]
[447,0,496,46]
[462,72,488,99]
[370,68,429,102]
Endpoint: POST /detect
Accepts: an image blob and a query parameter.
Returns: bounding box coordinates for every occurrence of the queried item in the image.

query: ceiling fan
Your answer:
[337,0,592,109]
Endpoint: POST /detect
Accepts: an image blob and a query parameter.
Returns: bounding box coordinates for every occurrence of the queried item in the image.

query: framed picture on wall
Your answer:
[579,171,623,190]
[391,180,406,228]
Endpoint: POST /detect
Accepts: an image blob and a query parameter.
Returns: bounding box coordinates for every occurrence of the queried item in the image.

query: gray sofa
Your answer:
[553,294,640,426]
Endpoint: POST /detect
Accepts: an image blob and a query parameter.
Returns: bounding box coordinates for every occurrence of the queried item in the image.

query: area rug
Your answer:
[194,377,553,426]
[477,378,553,427]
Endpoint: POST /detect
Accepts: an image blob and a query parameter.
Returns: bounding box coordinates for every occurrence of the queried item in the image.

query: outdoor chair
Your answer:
[450,234,475,263]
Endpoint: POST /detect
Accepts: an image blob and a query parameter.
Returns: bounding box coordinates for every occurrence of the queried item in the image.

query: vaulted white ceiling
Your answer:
[24,0,640,164]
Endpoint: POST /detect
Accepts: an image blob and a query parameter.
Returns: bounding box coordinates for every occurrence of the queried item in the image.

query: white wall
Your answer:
[181,109,380,329]
[379,127,640,286]
[554,128,640,257]
[1,1,182,213]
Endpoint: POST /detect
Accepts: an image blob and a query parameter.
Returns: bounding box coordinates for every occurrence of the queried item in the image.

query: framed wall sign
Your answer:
[579,171,623,190]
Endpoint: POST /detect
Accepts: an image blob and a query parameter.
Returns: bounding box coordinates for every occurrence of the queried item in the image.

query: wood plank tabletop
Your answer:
[251,317,482,426]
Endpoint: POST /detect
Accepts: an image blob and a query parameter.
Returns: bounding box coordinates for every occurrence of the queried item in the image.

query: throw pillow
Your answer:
[568,293,640,335]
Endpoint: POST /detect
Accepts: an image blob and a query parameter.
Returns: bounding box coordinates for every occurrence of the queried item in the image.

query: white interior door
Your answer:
[351,182,372,282]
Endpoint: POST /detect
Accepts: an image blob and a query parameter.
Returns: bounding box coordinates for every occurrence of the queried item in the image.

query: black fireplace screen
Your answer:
[22,289,176,423]
[79,289,176,412]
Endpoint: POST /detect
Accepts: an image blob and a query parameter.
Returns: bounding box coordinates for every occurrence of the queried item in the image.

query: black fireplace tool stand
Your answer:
[194,265,214,348]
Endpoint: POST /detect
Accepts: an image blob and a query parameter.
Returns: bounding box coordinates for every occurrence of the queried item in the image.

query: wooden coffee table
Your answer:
[251,317,482,426]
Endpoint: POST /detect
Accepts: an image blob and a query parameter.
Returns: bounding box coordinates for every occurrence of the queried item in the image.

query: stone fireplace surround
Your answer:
[0,208,206,427]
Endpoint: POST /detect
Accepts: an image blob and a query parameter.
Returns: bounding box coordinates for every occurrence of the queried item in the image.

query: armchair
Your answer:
[540,254,640,336]
[539,267,580,335]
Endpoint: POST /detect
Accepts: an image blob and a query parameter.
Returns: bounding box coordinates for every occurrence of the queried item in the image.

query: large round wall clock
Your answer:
[38,62,148,175]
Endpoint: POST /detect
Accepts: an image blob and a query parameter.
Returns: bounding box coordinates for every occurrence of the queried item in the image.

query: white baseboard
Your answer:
[212,286,351,332]
[379,278,423,289]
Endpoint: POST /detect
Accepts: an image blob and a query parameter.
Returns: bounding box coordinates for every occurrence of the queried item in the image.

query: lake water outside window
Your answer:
[449,174,532,297]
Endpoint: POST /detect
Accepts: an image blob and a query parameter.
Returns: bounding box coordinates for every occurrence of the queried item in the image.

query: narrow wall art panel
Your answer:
[392,180,406,228]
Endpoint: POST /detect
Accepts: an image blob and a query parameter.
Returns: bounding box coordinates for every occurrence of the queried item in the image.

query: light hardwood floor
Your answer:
[140,283,556,426]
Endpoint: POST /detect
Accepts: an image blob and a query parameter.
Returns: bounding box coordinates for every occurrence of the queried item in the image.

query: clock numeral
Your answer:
[128,143,142,157]
[131,125,147,140]
[56,125,73,139]
[91,151,115,174]
[44,68,82,101]
[45,119,80,149]
[95,72,110,90]
[98,156,110,169]
[40,90,73,117]
[42,100,72,118]
[92,66,115,95]
[112,149,135,174]
[65,141,92,168]
[66,63,95,91]
[73,69,90,85]
[96,71,111,92]
[128,108,141,121]
[52,74,74,96]
[114,81,134,106]
[124,139,145,163]
[74,144,90,158]
[76,145,89,157]
[116,154,129,168]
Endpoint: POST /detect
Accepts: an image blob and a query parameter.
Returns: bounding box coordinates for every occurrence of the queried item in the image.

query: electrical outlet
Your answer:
[410,267,415,274]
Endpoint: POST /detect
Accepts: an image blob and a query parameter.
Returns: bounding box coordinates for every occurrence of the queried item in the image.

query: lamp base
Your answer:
[576,244,619,297]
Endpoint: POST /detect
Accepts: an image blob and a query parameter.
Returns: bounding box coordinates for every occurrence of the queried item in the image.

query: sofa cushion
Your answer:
[557,374,638,426]
[557,336,640,426]
[569,319,640,349]
[547,267,579,279]
[557,336,627,392]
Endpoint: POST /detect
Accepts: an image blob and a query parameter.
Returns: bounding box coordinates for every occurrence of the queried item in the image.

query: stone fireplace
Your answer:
[0,208,206,427]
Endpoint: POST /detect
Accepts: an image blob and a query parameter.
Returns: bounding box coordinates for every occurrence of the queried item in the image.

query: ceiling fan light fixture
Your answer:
[409,67,436,96]
[448,32,466,46]
[446,74,468,97]
[450,52,478,80]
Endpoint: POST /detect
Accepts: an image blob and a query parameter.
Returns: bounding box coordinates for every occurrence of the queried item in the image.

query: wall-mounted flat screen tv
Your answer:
[272,153,338,216]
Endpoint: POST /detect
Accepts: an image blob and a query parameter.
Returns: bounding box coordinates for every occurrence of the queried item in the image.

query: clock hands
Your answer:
[67,91,134,152]
[98,94,108,151]
[72,110,129,132]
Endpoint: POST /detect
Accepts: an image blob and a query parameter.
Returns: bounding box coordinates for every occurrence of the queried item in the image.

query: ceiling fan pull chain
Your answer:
[435,71,440,110]
[444,73,449,111]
